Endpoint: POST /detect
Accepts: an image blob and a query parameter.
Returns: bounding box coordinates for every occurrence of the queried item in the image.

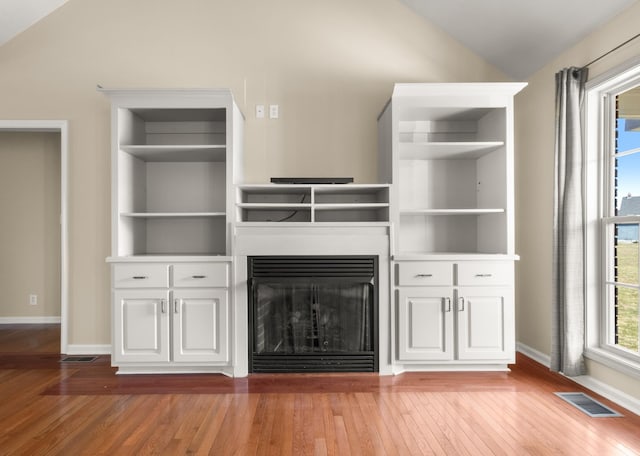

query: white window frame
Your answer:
[585,56,640,379]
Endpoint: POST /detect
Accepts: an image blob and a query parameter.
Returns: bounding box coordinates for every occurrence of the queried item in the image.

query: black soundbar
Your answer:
[270,177,354,184]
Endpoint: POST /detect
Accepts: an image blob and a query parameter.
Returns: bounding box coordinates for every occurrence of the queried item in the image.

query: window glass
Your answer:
[611,285,639,352]
[611,87,640,356]
[614,150,640,215]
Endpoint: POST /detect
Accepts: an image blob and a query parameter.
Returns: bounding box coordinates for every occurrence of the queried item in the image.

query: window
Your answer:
[606,93,640,354]
[585,58,640,376]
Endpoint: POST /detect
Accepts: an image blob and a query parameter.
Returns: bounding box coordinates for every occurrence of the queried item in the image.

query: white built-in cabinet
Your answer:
[379,83,525,371]
[111,262,229,368]
[103,89,242,375]
[396,261,514,363]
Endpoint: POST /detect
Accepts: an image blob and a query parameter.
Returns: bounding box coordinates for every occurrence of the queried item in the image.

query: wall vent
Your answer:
[555,392,622,417]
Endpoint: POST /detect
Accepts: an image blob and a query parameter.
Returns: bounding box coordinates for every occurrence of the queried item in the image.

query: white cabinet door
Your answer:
[172,289,229,363]
[456,287,514,361]
[113,289,170,363]
[398,287,453,361]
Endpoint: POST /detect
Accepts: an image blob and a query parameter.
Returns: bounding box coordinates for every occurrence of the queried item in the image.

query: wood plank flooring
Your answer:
[0,324,60,353]
[1,325,639,455]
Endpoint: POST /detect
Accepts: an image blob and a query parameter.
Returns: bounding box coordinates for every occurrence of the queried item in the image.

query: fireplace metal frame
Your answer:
[247,255,379,373]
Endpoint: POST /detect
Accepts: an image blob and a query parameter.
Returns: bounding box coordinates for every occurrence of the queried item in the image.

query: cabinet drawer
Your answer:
[113,264,168,288]
[172,263,229,288]
[457,262,511,286]
[397,262,453,286]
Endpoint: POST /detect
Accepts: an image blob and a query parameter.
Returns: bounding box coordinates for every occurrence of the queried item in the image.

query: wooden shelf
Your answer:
[400,208,505,216]
[316,203,390,211]
[236,184,390,223]
[236,204,310,210]
[120,145,226,162]
[399,141,504,160]
[120,212,226,218]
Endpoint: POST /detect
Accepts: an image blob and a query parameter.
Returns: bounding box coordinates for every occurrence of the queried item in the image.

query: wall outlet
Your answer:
[256,104,265,119]
[29,294,38,306]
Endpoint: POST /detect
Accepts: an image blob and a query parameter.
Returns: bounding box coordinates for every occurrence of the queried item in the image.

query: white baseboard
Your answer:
[516,342,551,366]
[517,341,640,417]
[65,344,111,355]
[571,375,640,417]
[0,316,61,324]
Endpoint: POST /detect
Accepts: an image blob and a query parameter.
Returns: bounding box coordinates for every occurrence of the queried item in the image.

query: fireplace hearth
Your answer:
[248,256,378,373]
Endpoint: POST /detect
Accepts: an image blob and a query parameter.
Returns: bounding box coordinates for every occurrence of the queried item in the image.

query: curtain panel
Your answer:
[551,67,588,376]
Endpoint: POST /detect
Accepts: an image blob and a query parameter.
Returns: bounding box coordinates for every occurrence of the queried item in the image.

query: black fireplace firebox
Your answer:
[248,256,378,373]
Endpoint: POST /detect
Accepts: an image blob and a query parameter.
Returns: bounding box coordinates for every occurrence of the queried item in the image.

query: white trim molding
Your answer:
[584,347,640,380]
[570,374,640,417]
[0,316,61,324]
[518,342,640,417]
[65,345,111,355]
[582,55,640,386]
[516,342,551,367]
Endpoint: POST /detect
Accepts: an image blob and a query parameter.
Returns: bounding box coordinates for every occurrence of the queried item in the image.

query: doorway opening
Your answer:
[0,121,68,354]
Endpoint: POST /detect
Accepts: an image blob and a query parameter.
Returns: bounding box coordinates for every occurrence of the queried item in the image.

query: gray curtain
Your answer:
[551,67,588,376]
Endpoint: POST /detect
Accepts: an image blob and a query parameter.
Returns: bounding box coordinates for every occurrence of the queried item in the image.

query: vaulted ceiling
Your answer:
[0,0,68,48]
[400,0,639,79]
[1,0,639,80]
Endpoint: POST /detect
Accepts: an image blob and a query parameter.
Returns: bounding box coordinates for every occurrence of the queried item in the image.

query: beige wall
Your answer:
[0,132,61,318]
[515,3,640,401]
[0,0,507,346]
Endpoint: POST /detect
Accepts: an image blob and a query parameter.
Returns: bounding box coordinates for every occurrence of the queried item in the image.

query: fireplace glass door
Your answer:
[248,256,378,372]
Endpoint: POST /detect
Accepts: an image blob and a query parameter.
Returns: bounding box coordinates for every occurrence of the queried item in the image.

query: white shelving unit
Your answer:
[380,90,526,256]
[103,89,243,375]
[106,100,239,257]
[379,83,526,371]
[236,184,390,223]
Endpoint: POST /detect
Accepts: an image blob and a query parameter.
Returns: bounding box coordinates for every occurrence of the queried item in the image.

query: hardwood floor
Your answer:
[0,324,60,353]
[0,326,639,455]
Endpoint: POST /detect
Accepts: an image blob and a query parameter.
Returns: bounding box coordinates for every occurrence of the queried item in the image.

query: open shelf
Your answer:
[398,210,507,255]
[119,216,227,256]
[120,212,227,218]
[236,184,390,223]
[120,145,226,162]
[105,91,242,257]
[398,141,504,160]
[378,83,527,258]
[400,208,505,216]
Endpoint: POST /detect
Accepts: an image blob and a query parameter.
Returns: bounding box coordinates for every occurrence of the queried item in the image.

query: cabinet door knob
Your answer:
[192,275,206,279]
[174,299,180,314]
[160,299,166,314]
[445,297,451,312]
[458,297,465,312]
[132,276,148,280]
[415,273,433,278]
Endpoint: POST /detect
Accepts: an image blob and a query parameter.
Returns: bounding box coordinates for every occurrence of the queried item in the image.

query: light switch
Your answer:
[256,105,265,119]
[269,104,279,119]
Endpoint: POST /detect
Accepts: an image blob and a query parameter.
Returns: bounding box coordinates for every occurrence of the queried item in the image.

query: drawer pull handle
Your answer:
[132,276,148,280]
[192,275,206,279]
[415,274,433,278]
[475,274,493,278]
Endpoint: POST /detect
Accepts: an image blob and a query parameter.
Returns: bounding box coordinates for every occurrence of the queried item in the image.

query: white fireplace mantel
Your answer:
[232,224,392,377]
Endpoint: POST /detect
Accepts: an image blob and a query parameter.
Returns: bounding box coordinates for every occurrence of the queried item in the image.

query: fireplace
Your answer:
[248,256,378,373]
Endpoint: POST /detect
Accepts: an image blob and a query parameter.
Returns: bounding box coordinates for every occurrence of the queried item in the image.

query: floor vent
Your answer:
[555,392,622,417]
[60,356,97,363]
